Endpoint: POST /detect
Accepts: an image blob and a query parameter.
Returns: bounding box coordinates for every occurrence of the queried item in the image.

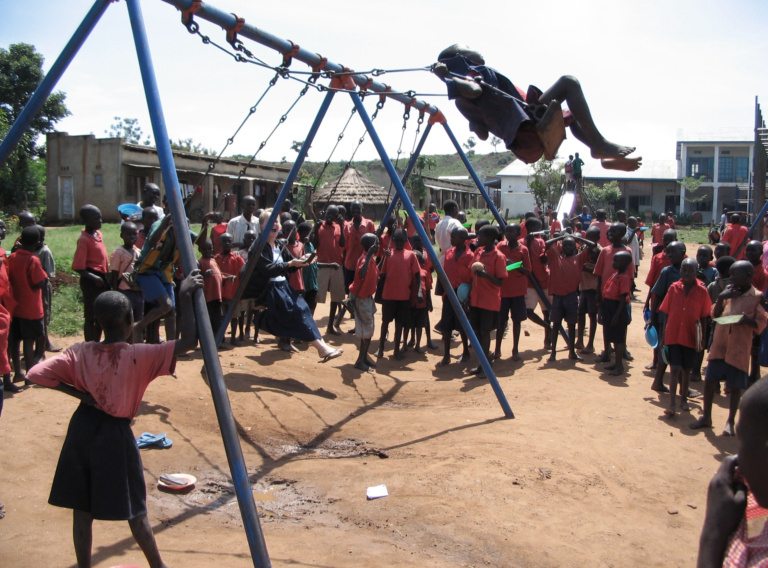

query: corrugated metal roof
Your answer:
[676,127,753,143]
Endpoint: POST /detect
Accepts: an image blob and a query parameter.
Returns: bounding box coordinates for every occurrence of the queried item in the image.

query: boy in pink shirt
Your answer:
[27,270,203,568]
[598,251,633,376]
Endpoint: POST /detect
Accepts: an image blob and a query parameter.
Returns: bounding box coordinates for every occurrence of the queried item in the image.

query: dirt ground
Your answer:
[0,244,740,568]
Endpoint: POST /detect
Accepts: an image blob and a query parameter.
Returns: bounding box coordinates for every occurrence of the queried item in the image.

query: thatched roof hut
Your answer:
[312,167,392,220]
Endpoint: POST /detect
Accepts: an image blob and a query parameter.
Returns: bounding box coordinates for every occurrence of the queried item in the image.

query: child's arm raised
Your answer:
[174,269,204,357]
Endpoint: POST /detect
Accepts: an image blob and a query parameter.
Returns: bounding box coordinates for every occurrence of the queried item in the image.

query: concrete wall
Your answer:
[499,173,536,218]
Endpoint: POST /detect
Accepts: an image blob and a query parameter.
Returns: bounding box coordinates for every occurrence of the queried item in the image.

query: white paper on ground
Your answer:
[366,484,389,499]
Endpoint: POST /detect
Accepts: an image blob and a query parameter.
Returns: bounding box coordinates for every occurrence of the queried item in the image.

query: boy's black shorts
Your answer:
[382,299,411,327]
[550,291,579,325]
[10,316,45,341]
[470,306,499,334]
[499,296,527,324]
[578,289,598,316]
[49,403,147,521]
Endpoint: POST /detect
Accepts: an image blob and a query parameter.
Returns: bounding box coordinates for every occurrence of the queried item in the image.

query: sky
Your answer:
[2,0,767,172]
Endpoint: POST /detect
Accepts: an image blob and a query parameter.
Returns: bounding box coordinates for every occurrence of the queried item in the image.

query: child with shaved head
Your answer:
[691,260,767,436]
[659,258,712,416]
[27,270,203,568]
[697,376,768,567]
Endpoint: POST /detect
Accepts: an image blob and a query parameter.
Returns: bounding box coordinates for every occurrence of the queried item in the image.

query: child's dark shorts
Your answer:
[439,292,468,333]
[667,344,698,371]
[413,307,429,328]
[49,403,147,521]
[10,316,45,341]
[550,291,579,325]
[382,299,411,327]
[578,289,598,316]
[598,298,630,344]
[705,359,750,390]
[470,306,499,334]
[500,296,527,323]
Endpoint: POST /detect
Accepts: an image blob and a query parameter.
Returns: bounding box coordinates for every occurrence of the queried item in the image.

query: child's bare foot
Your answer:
[689,417,712,429]
[601,156,642,172]
[469,366,483,375]
[608,366,624,376]
[595,352,611,363]
[579,346,594,354]
[354,361,370,372]
[605,363,616,371]
[574,341,584,350]
[680,399,690,412]
[407,339,415,349]
[644,363,657,370]
[376,346,384,358]
[664,407,676,417]
[436,358,451,368]
[394,351,405,360]
[12,373,26,383]
[459,352,471,363]
[723,422,736,436]
[427,341,439,350]
[547,353,557,362]
[590,140,635,160]
[326,327,341,336]
[569,352,583,361]
[365,357,377,368]
[651,382,670,393]
[415,346,427,354]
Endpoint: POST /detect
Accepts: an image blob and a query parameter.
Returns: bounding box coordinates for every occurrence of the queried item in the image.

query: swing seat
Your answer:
[535,100,566,161]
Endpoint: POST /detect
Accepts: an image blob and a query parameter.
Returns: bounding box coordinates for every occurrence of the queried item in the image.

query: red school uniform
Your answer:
[651,222,670,247]
[349,252,379,299]
[645,251,672,287]
[284,241,305,292]
[546,246,588,296]
[443,245,474,292]
[525,235,550,289]
[8,249,47,320]
[72,229,109,274]
[0,259,12,375]
[497,241,531,298]
[589,219,612,247]
[377,232,411,260]
[381,249,420,301]
[343,217,375,271]
[602,271,632,302]
[412,267,432,309]
[210,222,228,256]
[470,246,507,311]
[752,263,768,295]
[316,222,344,264]
[214,251,245,301]
[722,224,749,260]
[659,280,712,349]
[198,256,223,303]
[593,245,636,288]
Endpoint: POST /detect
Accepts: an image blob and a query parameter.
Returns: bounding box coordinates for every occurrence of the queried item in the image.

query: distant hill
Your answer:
[290,151,515,185]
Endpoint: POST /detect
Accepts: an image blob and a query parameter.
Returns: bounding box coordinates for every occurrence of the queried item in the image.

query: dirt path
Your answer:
[0,245,738,567]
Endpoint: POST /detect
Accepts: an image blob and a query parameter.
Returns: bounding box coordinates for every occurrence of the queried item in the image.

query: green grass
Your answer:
[49,286,84,337]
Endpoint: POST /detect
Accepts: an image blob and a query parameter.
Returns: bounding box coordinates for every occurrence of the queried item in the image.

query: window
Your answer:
[628,195,651,211]
[688,157,713,181]
[718,157,734,182]
[94,174,103,187]
[736,157,749,183]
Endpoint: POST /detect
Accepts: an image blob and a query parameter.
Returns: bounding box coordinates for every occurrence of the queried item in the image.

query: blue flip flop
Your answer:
[136,432,170,449]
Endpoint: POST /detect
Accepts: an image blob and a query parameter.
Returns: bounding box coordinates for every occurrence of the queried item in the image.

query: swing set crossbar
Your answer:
[162,0,445,122]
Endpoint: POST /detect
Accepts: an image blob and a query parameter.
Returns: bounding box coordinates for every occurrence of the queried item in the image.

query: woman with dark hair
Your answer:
[244,209,342,362]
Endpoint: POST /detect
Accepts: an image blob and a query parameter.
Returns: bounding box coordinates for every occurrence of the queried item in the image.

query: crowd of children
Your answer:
[4,189,768,566]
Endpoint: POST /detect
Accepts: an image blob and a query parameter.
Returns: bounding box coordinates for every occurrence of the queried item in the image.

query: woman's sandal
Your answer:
[321,348,343,363]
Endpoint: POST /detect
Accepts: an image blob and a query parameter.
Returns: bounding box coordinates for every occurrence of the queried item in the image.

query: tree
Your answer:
[490,136,503,153]
[680,175,708,203]
[408,155,437,202]
[527,158,563,209]
[105,116,151,145]
[583,181,622,216]
[463,136,477,156]
[170,137,214,155]
[0,43,70,208]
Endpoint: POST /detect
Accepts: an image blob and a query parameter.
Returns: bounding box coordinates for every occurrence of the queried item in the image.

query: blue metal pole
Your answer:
[441,123,506,228]
[349,92,514,419]
[125,1,270,566]
[377,123,433,232]
[216,89,336,346]
[0,0,113,166]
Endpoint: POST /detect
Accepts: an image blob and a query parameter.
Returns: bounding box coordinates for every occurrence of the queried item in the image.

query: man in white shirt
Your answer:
[434,199,462,265]
[137,183,165,220]
[227,195,261,249]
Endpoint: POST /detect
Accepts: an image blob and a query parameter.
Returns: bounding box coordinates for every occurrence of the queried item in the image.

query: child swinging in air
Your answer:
[433,44,641,171]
